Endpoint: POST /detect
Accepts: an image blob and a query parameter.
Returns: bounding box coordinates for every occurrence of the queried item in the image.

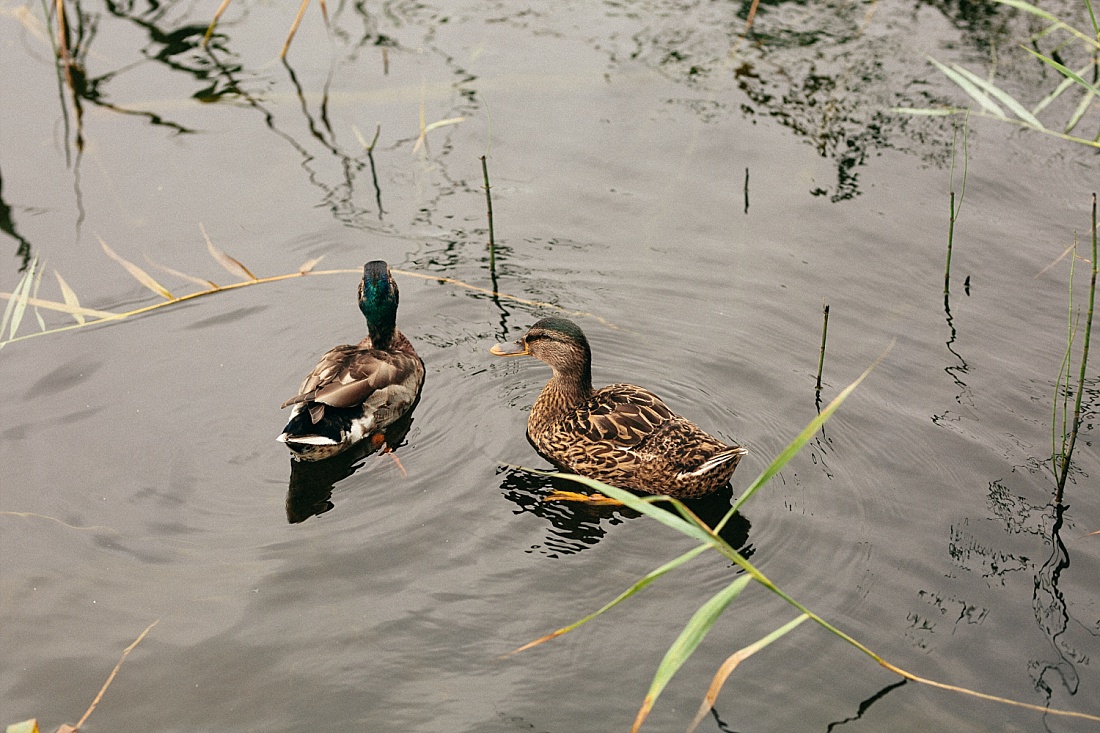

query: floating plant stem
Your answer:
[1056,193,1097,502]
[945,112,970,295]
[816,300,830,395]
[482,154,496,275]
[743,167,749,214]
[69,621,158,732]
[945,191,956,294]
[0,233,622,348]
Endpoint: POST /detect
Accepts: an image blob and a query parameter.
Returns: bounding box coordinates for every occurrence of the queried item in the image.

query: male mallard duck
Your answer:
[490,317,745,498]
[277,261,424,462]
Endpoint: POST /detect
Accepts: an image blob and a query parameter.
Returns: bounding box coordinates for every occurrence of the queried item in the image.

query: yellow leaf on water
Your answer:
[31,262,47,331]
[0,293,118,319]
[1,255,37,342]
[99,238,173,300]
[200,223,257,281]
[5,719,40,733]
[54,270,85,325]
[143,255,219,289]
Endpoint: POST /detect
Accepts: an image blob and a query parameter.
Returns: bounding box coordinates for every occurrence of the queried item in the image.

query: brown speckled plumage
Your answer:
[491,317,745,497]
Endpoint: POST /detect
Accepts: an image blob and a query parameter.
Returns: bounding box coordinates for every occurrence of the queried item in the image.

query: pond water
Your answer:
[2,0,1098,730]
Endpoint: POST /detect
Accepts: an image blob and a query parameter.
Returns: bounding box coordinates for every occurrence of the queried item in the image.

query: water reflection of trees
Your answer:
[583,0,1068,201]
[30,0,481,253]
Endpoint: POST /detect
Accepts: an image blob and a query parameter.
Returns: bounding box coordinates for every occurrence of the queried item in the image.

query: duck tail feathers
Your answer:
[679,445,747,479]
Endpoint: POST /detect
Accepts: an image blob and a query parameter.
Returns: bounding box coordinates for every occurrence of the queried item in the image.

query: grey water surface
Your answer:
[2,0,1098,730]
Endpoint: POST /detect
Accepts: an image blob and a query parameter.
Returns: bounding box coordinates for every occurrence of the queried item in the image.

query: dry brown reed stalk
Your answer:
[201,0,329,58]
[0,232,620,349]
[59,621,158,733]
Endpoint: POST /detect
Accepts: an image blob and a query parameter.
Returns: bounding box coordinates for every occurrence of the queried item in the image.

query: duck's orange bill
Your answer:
[490,339,528,356]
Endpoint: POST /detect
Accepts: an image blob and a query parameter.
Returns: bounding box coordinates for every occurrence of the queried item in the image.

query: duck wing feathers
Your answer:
[563,384,675,446]
[534,384,743,496]
[281,344,423,415]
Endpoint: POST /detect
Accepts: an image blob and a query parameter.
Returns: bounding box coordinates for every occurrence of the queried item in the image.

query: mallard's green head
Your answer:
[358,261,399,347]
[491,317,592,393]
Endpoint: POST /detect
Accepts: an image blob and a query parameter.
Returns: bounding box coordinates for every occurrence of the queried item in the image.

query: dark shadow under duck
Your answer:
[285,397,420,523]
[278,261,424,462]
[490,317,745,498]
[499,466,753,557]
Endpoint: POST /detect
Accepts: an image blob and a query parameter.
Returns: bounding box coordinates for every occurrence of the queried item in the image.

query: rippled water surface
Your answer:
[2,0,1098,730]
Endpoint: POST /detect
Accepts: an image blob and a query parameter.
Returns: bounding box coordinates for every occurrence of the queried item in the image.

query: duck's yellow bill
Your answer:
[490,340,529,356]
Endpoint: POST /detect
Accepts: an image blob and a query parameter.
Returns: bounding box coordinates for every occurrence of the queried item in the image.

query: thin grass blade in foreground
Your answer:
[29,265,46,331]
[684,613,810,733]
[630,575,753,733]
[144,254,219,289]
[506,544,711,656]
[725,343,889,520]
[5,719,39,733]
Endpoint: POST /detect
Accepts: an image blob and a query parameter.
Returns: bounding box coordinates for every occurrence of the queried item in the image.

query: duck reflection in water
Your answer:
[285,399,420,523]
[499,467,752,559]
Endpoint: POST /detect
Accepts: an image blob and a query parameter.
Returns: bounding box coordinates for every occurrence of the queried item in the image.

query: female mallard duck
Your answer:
[278,261,424,461]
[490,317,746,498]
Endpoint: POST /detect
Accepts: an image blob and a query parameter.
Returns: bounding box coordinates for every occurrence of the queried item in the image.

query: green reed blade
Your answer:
[509,544,711,655]
[947,64,1044,128]
[1032,63,1092,116]
[928,58,1005,117]
[1064,88,1094,134]
[631,575,754,733]
[729,347,888,518]
[992,0,1060,22]
[1025,48,1100,99]
[685,614,811,733]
